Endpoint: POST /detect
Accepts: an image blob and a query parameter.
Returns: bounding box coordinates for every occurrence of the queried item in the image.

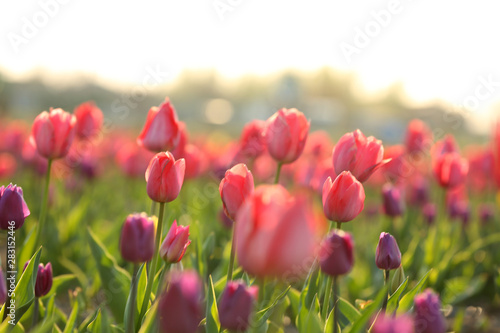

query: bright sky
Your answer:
[1,0,499,130]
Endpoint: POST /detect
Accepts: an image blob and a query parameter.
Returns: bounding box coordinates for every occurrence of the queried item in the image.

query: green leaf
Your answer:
[386,277,409,314]
[62,301,78,333]
[87,310,102,333]
[254,286,291,328]
[205,275,220,333]
[18,226,38,273]
[397,270,431,314]
[87,228,130,322]
[297,294,322,333]
[338,297,361,328]
[138,302,158,333]
[344,286,388,333]
[442,275,487,305]
[43,275,77,299]
[31,319,56,333]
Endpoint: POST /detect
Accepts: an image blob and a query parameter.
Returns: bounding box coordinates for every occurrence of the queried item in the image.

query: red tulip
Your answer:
[433,152,468,188]
[160,220,191,264]
[375,232,401,270]
[332,129,388,182]
[0,184,30,230]
[322,171,365,223]
[137,98,181,152]
[219,163,254,221]
[405,119,432,155]
[145,152,185,203]
[31,108,77,159]
[414,289,446,333]
[74,101,103,139]
[170,121,188,158]
[235,185,319,279]
[264,108,310,164]
[182,144,206,180]
[218,281,258,332]
[466,146,495,193]
[319,229,354,276]
[119,213,156,263]
[239,120,266,159]
[158,271,203,333]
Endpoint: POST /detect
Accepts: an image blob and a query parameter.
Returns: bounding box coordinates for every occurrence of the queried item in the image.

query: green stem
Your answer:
[138,202,165,328]
[382,270,390,312]
[322,276,333,320]
[274,162,283,184]
[32,298,40,328]
[150,200,157,216]
[34,159,52,248]
[336,222,342,230]
[333,276,339,333]
[226,224,236,282]
[126,264,139,333]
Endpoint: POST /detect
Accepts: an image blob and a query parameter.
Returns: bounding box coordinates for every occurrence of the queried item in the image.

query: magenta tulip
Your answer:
[414,289,446,333]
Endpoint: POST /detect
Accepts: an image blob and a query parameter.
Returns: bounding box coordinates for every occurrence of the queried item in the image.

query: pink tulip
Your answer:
[74,101,103,139]
[160,220,191,263]
[0,153,16,179]
[219,163,254,221]
[319,229,354,276]
[332,129,388,182]
[433,152,468,188]
[382,145,411,182]
[372,314,414,333]
[322,171,365,223]
[414,289,446,333]
[405,119,432,155]
[119,213,156,263]
[31,108,77,159]
[264,108,310,164]
[137,98,181,152]
[115,143,155,178]
[239,120,266,159]
[145,151,185,203]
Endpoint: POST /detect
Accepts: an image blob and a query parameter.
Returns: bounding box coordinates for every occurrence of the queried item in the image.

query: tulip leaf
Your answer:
[138,302,158,333]
[297,294,323,333]
[338,297,361,328]
[0,320,25,332]
[18,226,38,274]
[397,270,430,314]
[87,309,102,333]
[205,275,220,333]
[344,286,387,333]
[62,300,78,333]
[124,264,147,333]
[442,274,487,305]
[31,319,56,333]
[386,276,409,313]
[87,228,131,322]
[42,274,77,300]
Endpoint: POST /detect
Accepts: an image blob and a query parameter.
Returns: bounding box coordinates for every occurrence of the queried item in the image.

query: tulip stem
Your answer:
[32,298,39,328]
[336,222,342,230]
[126,264,139,333]
[226,224,236,282]
[382,270,390,312]
[34,158,52,249]
[274,162,282,184]
[138,201,165,329]
[333,276,339,333]
[322,275,333,320]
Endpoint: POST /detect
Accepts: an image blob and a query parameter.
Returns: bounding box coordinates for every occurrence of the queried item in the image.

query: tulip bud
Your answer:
[219,163,254,221]
[137,98,181,152]
[218,281,258,332]
[433,152,468,189]
[0,153,16,179]
[239,120,266,160]
[405,119,432,155]
[145,152,185,203]
[264,108,310,164]
[23,262,53,298]
[423,203,436,225]
[0,268,6,304]
[372,314,414,333]
[322,171,365,223]
[0,184,30,230]
[414,289,446,333]
[376,232,401,270]
[408,174,430,207]
[160,221,191,264]
[319,230,354,277]
[332,129,388,182]
[382,183,405,217]
[119,213,156,263]
[391,265,405,294]
[479,204,494,226]
[158,271,203,333]
[31,108,77,159]
[74,101,103,139]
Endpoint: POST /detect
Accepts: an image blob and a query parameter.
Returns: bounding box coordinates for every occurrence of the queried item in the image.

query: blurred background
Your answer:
[1,0,499,143]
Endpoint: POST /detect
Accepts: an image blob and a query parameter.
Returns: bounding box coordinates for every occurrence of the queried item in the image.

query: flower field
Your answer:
[0,98,499,332]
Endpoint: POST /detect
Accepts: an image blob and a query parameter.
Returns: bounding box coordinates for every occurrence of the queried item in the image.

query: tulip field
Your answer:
[0,98,499,333]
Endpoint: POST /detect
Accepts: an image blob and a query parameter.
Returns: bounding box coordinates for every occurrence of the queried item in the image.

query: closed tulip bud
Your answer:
[414,289,446,333]
[218,281,258,332]
[391,265,405,294]
[332,129,389,182]
[264,108,310,164]
[376,232,401,270]
[31,108,77,159]
[219,163,254,221]
[0,268,6,304]
[405,119,432,155]
[158,271,203,333]
[372,314,414,333]
[423,203,436,225]
[160,221,191,264]
[137,98,181,152]
[319,230,354,276]
[0,184,30,230]
[322,171,365,223]
[119,213,155,263]
[145,152,185,203]
[23,262,53,298]
[433,152,468,188]
[239,120,266,159]
[382,183,405,217]
[74,101,103,139]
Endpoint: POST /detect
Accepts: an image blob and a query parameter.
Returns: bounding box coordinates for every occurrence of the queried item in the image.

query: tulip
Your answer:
[332,129,388,182]
[218,281,258,332]
[239,119,266,159]
[376,232,401,270]
[158,271,203,333]
[407,174,430,207]
[23,262,53,298]
[235,185,319,279]
[160,220,191,264]
[116,143,154,178]
[219,163,254,221]
[182,144,206,180]
[422,203,436,225]
[319,230,354,276]
[382,145,411,182]
[31,108,77,159]
[264,108,310,164]
[382,183,405,217]
[465,146,495,193]
[119,213,156,263]
[414,289,446,333]
[322,171,365,223]
[0,153,16,179]
[74,101,103,139]
[432,134,459,158]
[433,152,468,189]
[170,121,188,158]
[137,98,181,152]
[372,314,414,333]
[0,268,6,305]
[405,119,432,155]
[479,204,494,225]
[145,151,185,203]
[0,184,30,230]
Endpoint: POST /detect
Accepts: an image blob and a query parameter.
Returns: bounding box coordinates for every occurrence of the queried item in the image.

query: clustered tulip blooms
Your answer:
[0,183,30,230]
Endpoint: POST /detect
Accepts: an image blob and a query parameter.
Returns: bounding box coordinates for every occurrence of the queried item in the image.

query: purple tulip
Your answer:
[319,230,354,276]
[0,184,30,230]
[375,232,401,270]
[382,183,405,217]
[414,289,446,333]
[218,281,258,331]
[119,213,155,263]
[372,314,414,333]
